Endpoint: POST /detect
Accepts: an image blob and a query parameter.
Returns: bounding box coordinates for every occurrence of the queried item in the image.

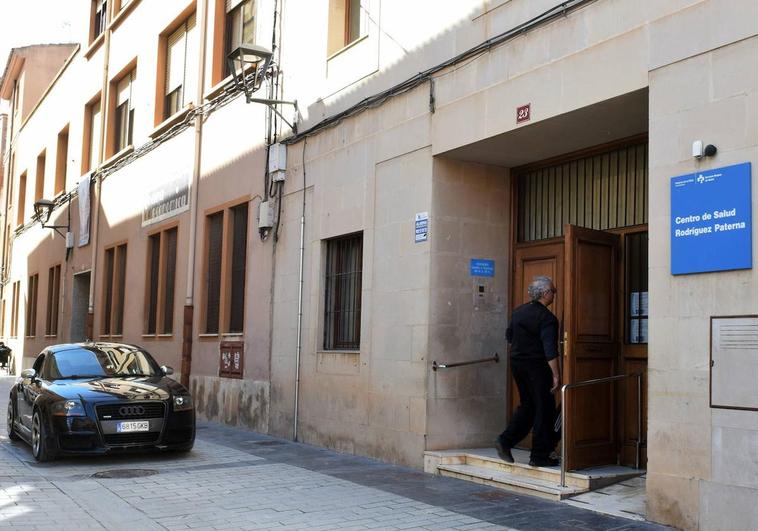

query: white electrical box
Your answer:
[268,143,287,173]
[258,201,274,229]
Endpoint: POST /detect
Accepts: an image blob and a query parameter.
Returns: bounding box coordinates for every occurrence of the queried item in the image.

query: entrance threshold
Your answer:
[424,447,643,502]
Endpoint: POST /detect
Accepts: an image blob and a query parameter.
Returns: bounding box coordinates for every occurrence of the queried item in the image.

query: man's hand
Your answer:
[548,358,561,393]
[550,372,560,393]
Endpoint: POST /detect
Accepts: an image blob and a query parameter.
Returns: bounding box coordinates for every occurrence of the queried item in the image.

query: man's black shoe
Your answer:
[528,456,560,467]
[494,439,514,463]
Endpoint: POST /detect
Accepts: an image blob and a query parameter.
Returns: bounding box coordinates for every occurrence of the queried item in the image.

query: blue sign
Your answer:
[470,259,495,277]
[671,162,752,275]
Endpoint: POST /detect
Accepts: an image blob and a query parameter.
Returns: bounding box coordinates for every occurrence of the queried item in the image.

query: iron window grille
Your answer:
[323,233,363,350]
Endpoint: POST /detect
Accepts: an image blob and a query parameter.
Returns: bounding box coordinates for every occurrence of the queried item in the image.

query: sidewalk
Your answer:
[0,376,666,530]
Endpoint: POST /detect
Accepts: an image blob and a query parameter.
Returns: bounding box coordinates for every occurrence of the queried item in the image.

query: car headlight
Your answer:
[51,399,86,417]
[173,394,193,411]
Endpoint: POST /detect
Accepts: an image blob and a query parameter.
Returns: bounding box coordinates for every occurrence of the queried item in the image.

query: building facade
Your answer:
[2,1,758,529]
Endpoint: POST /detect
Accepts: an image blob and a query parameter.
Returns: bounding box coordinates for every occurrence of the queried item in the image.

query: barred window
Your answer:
[323,233,362,350]
[204,212,224,334]
[228,203,248,333]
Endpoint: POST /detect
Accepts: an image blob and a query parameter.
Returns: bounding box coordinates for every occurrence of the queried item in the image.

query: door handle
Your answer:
[563,331,569,358]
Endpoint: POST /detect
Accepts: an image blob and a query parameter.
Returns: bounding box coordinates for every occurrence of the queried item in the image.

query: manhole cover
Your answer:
[91,469,159,479]
[252,440,286,446]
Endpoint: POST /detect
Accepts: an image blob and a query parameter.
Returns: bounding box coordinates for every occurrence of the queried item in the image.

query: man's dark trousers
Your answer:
[498,358,556,460]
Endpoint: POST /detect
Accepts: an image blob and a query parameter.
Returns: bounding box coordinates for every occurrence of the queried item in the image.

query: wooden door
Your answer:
[509,240,563,448]
[563,224,620,470]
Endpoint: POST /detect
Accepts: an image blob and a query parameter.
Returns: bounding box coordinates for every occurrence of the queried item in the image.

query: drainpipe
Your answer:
[181,0,209,388]
[293,139,306,441]
[86,3,114,340]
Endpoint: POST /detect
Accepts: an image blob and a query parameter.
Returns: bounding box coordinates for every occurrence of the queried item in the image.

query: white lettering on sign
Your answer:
[516,104,531,124]
[673,207,747,238]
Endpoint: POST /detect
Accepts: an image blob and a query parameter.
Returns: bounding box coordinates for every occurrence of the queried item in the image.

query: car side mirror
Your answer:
[21,368,36,380]
[161,366,174,376]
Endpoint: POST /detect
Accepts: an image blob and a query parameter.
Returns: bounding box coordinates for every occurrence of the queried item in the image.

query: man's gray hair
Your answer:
[527,276,554,301]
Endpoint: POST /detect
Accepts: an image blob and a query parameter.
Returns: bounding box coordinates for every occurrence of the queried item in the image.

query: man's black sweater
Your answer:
[506,301,559,362]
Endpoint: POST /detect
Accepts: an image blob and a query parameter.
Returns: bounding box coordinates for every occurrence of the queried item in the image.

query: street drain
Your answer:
[91,469,159,479]
[251,440,286,446]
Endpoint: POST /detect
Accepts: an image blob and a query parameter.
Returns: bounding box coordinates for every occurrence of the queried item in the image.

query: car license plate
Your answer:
[117,421,149,433]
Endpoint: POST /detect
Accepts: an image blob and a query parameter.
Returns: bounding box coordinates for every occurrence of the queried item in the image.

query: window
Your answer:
[113,70,135,153]
[10,281,20,338]
[83,97,101,173]
[92,0,108,42]
[102,243,127,335]
[16,171,26,226]
[203,202,249,334]
[35,150,46,202]
[145,227,178,335]
[0,300,6,337]
[55,125,69,195]
[46,265,61,336]
[327,0,365,56]
[625,232,648,344]
[217,0,255,80]
[323,233,363,350]
[25,274,38,337]
[164,14,198,119]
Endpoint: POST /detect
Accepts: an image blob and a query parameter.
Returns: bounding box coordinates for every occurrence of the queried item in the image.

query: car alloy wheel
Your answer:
[31,411,52,462]
[6,402,19,441]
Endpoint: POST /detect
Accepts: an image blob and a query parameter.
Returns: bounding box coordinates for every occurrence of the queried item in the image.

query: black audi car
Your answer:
[6,342,195,461]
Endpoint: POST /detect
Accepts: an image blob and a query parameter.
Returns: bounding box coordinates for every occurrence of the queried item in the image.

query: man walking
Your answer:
[495,276,561,467]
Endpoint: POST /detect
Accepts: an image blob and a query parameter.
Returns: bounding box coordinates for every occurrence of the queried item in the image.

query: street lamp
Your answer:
[227,43,299,133]
[227,43,273,101]
[33,198,70,239]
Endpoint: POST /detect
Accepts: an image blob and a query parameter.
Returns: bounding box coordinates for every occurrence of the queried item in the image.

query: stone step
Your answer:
[438,463,585,501]
[463,453,589,489]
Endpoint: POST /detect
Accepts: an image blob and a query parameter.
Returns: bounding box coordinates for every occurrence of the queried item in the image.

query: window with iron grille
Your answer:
[224,0,256,77]
[323,233,363,350]
[145,227,178,335]
[25,274,38,337]
[164,14,198,118]
[102,244,127,335]
[46,265,61,336]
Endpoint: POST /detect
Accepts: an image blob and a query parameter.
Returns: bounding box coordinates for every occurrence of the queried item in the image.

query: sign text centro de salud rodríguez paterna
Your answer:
[670,162,752,275]
[142,175,191,227]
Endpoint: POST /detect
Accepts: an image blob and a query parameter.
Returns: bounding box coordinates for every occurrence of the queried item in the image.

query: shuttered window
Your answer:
[203,201,249,335]
[205,213,223,334]
[10,281,20,338]
[102,244,127,335]
[87,98,101,172]
[93,0,108,41]
[114,71,135,152]
[229,203,248,333]
[165,14,198,118]
[224,0,255,77]
[323,233,363,350]
[46,265,61,336]
[16,172,26,226]
[145,227,178,335]
[146,234,160,334]
[516,142,648,242]
[25,274,38,337]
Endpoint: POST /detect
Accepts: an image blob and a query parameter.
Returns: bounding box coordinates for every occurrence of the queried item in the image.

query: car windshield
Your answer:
[47,346,161,379]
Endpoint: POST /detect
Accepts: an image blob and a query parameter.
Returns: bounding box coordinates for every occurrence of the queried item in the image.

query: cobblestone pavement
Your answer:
[0,377,666,530]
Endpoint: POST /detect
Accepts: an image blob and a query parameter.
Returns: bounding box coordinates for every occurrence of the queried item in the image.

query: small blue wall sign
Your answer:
[470,259,495,277]
[670,162,752,275]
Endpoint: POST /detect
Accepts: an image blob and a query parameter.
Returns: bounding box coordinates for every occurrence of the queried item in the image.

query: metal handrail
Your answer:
[560,372,644,487]
[432,353,499,371]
